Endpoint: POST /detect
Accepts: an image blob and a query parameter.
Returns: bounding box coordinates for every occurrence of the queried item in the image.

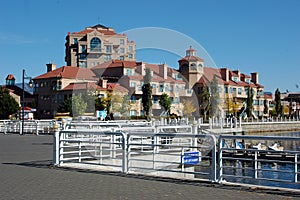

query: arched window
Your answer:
[198,63,203,70]
[90,37,101,51]
[190,63,197,70]
[57,81,62,90]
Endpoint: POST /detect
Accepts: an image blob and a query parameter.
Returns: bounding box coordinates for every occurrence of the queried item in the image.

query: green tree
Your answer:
[246,87,254,118]
[275,88,282,117]
[57,94,87,117]
[57,98,72,114]
[142,68,152,121]
[209,75,220,117]
[119,94,130,116]
[0,88,19,119]
[263,99,269,115]
[159,93,172,116]
[72,94,87,117]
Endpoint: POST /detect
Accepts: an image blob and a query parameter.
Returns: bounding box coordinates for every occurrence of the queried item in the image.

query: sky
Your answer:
[0,0,299,93]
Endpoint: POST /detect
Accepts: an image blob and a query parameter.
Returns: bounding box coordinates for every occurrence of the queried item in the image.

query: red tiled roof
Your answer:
[62,82,103,91]
[72,29,117,36]
[264,93,273,99]
[179,56,204,62]
[33,66,98,81]
[6,74,15,80]
[107,83,128,92]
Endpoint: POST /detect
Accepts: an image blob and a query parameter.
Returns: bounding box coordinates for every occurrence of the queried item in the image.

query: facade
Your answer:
[65,24,136,68]
[92,60,188,116]
[179,47,265,119]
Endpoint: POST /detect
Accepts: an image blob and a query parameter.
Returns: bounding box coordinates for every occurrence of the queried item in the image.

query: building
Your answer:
[65,24,136,68]
[33,63,128,119]
[4,74,34,108]
[179,46,265,118]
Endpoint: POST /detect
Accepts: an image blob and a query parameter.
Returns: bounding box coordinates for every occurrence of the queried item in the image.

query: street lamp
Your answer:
[20,69,32,135]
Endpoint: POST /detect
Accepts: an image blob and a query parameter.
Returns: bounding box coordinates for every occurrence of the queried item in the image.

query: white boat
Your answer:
[252,143,262,150]
[268,143,283,151]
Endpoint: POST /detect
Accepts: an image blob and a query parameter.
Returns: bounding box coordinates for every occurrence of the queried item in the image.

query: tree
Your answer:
[0,88,19,119]
[142,68,152,121]
[275,88,282,117]
[263,99,269,115]
[198,86,210,120]
[57,98,72,114]
[183,99,196,117]
[246,87,254,118]
[72,94,87,117]
[119,94,131,117]
[57,94,87,117]
[209,75,220,117]
[159,93,172,116]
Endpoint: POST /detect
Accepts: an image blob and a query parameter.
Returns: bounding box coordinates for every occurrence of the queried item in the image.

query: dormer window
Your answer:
[232,77,239,82]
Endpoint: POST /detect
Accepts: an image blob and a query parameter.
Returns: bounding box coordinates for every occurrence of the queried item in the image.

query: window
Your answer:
[128,54,133,59]
[57,81,62,90]
[105,55,111,61]
[128,46,133,52]
[120,56,124,60]
[153,96,158,103]
[198,63,203,70]
[105,45,111,53]
[152,84,156,89]
[130,81,136,87]
[245,78,250,84]
[233,77,238,82]
[120,39,124,45]
[175,85,179,92]
[159,84,164,92]
[126,69,132,76]
[130,110,137,116]
[190,63,197,70]
[51,94,56,103]
[79,61,87,68]
[80,45,86,53]
[130,95,136,103]
[225,87,228,94]
[73,38,78,44]
[238,88,242,95]
[120,48,125,53]
[79,54,87,60]
[90,37,101,51]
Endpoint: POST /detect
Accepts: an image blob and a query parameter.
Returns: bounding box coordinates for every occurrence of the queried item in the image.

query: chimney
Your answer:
[220,68,229,82]
[99,78,107,88]
[251,72,259,84]
[46,63,56,72]
[159,63,168,80]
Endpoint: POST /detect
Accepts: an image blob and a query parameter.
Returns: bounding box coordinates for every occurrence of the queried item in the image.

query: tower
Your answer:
[178,46,204,88]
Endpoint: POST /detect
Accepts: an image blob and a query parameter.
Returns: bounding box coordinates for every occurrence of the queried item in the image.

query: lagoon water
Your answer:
[225,131,300,189]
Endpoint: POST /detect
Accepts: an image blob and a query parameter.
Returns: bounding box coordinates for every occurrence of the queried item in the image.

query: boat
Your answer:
[268,143,283,151]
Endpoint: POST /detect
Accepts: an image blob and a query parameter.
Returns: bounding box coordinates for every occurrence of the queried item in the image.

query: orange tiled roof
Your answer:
[62,82,103,91]
[179,56,204,62]
[107,83,129,92]
[33,66,98,81]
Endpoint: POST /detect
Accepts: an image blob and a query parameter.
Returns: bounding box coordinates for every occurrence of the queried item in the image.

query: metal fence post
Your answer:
[53,129,60,166]
[211,135,217,182]
[122,133,127,173]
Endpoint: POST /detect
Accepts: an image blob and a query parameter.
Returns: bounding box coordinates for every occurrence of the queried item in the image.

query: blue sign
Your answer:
[183,151,201,165]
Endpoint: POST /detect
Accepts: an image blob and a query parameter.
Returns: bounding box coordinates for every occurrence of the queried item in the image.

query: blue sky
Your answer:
[0,0,299,93]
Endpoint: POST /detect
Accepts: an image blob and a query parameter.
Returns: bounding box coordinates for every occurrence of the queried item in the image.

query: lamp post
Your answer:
[20,69,32,135]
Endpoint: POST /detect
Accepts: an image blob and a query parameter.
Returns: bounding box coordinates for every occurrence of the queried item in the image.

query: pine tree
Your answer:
[142,68,152,121]
[275,88,282,117]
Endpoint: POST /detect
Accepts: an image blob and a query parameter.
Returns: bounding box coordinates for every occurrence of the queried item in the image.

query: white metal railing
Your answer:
[0,120,55,134]
[53,124,300,190]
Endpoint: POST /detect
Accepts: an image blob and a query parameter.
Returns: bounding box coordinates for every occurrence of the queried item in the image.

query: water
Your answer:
[223,131,300,189]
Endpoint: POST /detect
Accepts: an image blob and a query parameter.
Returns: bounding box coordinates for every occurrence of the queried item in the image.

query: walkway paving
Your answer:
[0,133,299,200]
